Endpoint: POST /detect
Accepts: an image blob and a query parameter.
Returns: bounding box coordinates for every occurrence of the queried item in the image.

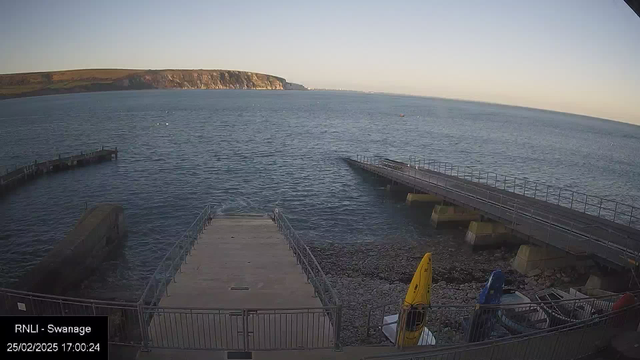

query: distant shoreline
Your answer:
[0,68,306,100]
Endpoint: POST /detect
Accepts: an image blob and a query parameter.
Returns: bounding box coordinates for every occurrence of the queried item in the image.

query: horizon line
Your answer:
[1,66,637,126]
[310,88,638,127]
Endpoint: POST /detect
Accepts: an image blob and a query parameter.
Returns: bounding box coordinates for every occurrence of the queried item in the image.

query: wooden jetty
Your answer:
[0,147,118,196]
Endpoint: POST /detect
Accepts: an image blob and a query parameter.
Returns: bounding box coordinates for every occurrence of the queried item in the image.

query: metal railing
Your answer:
[362,299,640,360]
[135,206,342,350]
[139,204,213,308]
[0,287,143,346]
[355,155,639,229]
[365,291,627,349]
[0,205,343,352]
[407,157,640,230]
[143,305,339,350]
[272,208,342,345]
[352,155,640,267]
[0,146,116,176]
[272,208,341,309]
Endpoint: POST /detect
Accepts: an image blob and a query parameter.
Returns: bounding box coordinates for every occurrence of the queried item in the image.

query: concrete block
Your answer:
[406,193,442,205]
[512,244,584,275]
[584,274,628,292]
[464,221,512,247]
[16,204,126,295]
[430,205,480,228]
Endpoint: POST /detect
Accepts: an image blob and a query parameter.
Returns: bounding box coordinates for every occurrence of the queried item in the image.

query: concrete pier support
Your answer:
[386,184,412,193]
[430,205,480,228]
[584,274,628,292]
[405,193,442,205]
[464,221,512,247]
[512,244,591,275]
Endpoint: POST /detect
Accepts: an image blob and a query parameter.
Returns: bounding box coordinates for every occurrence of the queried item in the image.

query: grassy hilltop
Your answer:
[0,69,306,99]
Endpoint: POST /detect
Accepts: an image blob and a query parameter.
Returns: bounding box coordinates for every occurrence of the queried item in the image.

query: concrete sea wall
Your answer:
[16,204,126,295]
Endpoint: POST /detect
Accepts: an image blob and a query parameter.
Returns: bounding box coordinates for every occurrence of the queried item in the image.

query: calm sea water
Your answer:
[1,90,639,299]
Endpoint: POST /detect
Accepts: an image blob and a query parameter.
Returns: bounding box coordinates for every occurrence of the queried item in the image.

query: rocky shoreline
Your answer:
[309,235,591,346]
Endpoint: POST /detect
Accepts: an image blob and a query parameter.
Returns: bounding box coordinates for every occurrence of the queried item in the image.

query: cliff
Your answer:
[0,69,307,99]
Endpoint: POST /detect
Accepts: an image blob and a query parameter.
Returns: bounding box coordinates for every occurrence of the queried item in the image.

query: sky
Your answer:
[1,0,640,124]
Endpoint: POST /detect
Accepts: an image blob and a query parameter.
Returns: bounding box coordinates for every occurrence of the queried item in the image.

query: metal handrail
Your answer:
[353,155,640,263]
[272,208,342,349]
[367,290,631,329]
[272,208,341,308]
[138,204,213,307]
[405,156,639,229]
[0,286,139,307]
[1,147,117,176]
[365,291,627,343]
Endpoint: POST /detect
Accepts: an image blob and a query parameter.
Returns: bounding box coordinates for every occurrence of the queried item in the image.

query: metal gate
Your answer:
[142,306,339,351]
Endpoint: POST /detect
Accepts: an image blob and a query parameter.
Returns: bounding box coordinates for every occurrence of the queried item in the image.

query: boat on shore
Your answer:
[498,291,549,334]
[569,287,619,314]
[535,288,596,326]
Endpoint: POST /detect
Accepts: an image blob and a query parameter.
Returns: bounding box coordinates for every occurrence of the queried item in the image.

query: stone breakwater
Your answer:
[309,239,590,346]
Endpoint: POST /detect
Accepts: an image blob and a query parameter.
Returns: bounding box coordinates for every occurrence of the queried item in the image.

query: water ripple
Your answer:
[1,90,639,299]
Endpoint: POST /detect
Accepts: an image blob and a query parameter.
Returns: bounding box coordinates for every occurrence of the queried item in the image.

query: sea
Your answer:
[1,89,639,299]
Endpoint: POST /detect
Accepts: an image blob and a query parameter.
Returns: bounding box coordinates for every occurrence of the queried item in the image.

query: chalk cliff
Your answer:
[0,69,307,99]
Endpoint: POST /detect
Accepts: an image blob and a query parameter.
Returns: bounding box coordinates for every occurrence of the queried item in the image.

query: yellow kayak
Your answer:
[397,253,432,347]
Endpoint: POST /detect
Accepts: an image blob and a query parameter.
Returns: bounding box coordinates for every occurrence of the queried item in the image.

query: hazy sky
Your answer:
[1,0,639,124]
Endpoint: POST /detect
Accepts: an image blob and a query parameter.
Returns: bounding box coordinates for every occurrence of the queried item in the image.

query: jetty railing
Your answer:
[356,155,639,229]
[142,305,340,350]
[138,204,213,308]
[362,300,640,360]
[272,208,343,348]
[353,155,640,267]
[0,146,117,176]
[272,208,341,309]
[405,157,640,229]
[135,206,342,351]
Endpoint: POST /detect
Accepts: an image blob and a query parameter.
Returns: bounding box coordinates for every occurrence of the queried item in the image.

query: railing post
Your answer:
[242,309,249,351]
[584,195,588,212]
[570,192,574,209]
[631,207,635,227]
[598,198,603,217]
[614,202,618,222]
[524,180,527,196]
[334,305,342,351]
[138,301,150,350]
[396,304,409,350]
